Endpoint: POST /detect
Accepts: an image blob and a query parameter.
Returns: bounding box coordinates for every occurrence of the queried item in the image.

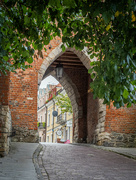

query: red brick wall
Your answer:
[9,69,38,130]
[9,38,61,137]
[105,103,136,134]
[0,72,10,105]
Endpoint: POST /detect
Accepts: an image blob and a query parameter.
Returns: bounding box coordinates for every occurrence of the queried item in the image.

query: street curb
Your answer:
[107,150,136,160]
[33,144,44,180]
[72,143,136,160]
[39,145,50,180]
[92,145,136,160]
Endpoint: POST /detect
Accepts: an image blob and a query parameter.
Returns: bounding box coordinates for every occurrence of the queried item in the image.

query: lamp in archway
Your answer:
[56,63,63,79]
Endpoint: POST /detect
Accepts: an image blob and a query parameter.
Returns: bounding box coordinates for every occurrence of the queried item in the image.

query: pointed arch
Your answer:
[38,44,106,143]
[44,70,83,142]
[38,44,92,86]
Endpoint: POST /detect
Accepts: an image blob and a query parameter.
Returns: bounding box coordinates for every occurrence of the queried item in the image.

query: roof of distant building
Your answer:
[56,83,62,87]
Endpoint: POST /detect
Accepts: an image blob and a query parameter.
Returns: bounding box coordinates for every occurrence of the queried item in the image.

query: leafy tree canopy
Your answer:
[55,93,72,114]
[0,0,136,108]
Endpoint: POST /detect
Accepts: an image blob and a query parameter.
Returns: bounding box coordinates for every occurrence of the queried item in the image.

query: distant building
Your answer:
[37,83,73,143]
[37,84,56,142]
[46,88,73,143]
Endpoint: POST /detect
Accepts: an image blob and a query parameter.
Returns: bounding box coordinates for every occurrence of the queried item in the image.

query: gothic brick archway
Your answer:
[38,44,106,143]
[1,38,136,157]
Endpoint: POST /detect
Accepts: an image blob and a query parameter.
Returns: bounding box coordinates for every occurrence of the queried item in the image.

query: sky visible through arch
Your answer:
[39,75,59,88]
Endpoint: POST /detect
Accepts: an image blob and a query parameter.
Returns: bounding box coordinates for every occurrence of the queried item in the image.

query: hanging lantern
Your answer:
[56,63,63,79]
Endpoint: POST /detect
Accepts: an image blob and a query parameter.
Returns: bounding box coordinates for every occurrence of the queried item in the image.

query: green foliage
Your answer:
[0,0,59,74]
[37,122,39,127]
[53,0,136,109]
[1,0,136,108]
[42,122,46,127]
[55,93,72,114]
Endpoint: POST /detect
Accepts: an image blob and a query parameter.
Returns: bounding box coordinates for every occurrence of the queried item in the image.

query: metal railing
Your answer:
[56,88,63,96]
[38,123,46,129]
[56,113,66,124]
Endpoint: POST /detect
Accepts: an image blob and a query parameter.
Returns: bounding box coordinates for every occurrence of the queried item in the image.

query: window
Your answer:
[39,137,41,142]
[66,130,68,140]
[56,106,58,112]
[67,127,70,140]
[47,136,49,142]
[63,127,66,141]
[47,112,50,127]
[64,112,66,121]
[40,116,42,123]
[55,132,57,143]
[51,133,53,143]
[52,113,54,125]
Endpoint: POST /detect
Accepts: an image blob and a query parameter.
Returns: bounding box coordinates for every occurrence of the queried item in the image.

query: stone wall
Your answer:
[87,77,99,143]
[59,72,82,143]
[64,68,88,143]
[94,131,136,147]
[93,99,106,144]
[87,87,107,145]
[0,105,12,157]
[12,127,39,142]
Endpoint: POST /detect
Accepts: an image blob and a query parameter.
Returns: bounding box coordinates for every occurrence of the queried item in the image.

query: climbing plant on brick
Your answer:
[0,0,136,108]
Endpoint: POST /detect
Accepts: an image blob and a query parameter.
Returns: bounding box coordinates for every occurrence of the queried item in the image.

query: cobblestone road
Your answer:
[39,143,136,180]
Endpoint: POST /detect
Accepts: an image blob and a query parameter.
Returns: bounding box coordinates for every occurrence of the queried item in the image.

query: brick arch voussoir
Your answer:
[38,44,92,86]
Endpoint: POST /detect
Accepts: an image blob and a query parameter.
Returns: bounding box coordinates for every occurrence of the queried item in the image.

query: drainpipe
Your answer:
[45,105,48,142]
[52,99,55,143]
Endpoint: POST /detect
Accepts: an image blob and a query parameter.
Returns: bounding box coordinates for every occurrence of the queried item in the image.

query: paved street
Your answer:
[0,142,136,180]
[0,143,38,180]
[39,143,136,180]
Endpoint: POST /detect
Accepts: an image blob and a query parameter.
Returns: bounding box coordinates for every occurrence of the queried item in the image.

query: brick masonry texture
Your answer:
[0,38,136,155]
[9,38,61,142]
[105,103,136,134]
[9,68,39,143]
[0,73,10,105]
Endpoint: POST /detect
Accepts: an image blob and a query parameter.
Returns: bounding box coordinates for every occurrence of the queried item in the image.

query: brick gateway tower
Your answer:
[0,39,136,156]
